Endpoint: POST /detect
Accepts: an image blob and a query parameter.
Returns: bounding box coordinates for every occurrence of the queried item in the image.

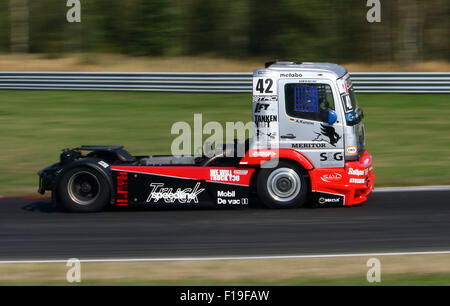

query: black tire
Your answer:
[57,166,110,212]
[257,160,308,209]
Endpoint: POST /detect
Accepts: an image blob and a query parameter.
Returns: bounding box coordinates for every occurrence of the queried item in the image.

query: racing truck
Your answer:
[38,61,374,212]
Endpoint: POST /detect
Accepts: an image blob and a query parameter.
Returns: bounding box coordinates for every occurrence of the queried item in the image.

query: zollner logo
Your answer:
[146,182,205,203]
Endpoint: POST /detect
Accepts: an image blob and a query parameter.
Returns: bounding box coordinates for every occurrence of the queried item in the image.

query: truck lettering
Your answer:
[210,169,240,182]
[146,182,205,204]
[254,103,270,113]
[292,143,326,149]
[254,115,277,123]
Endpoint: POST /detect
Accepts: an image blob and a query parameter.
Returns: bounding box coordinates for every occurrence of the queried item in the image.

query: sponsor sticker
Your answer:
[98,161,109,168]
[217,190,235,197]
[210,169,240,182]
[319,197,341,204]
[348,168,365,176]
[252,150,276,158]
[292,143,326,149]
[279,72,303,78]
[314,192,345,206]
[254,115,278,123]
[216,191,248,205]
[252,95,278,103]
[349,178,365,184]
[320,173,343,183]
[346,145,358,155]
[217,197,248,205]
[146,182,205,204]
[254,103,270,113]
[320,152,343,162]
[233,169,249,176]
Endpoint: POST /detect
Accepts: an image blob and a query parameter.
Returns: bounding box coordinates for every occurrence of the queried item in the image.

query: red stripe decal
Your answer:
[111,166,254,186]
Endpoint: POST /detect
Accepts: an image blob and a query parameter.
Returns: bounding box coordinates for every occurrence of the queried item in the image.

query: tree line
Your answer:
[1,0,448,65]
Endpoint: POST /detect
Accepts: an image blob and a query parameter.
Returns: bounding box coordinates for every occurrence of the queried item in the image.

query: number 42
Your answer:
[256,78,273,94]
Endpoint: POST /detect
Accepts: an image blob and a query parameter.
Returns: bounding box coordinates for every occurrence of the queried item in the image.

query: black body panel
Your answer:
[113,171,250,207]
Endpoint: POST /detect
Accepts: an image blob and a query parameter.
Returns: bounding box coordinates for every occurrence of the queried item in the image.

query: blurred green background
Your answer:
[1,0,448,64]
[0,91,449,196]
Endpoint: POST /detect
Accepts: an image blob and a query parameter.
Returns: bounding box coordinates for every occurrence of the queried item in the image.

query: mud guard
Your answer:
[52,158,115,204]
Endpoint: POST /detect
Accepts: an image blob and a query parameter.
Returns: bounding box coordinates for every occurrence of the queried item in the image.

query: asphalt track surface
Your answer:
[0,190,449,260]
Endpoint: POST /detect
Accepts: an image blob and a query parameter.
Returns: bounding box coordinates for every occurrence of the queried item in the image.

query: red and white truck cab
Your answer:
[243,61,374,207]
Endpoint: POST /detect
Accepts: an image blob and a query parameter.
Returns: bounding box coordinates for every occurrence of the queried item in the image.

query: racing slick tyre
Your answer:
[257,160,308,209]
[57,166,110,212]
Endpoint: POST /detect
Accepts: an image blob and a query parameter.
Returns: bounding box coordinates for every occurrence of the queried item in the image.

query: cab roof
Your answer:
[263,61,347,79]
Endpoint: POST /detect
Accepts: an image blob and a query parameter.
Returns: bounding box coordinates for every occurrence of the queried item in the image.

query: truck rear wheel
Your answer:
[257,161,308,209]
[57,166,110,212]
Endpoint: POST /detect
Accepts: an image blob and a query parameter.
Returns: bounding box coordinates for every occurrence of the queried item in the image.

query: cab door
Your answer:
[278,79,345,168]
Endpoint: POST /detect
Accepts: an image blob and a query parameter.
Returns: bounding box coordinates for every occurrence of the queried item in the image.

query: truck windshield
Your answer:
[341,86,363,125]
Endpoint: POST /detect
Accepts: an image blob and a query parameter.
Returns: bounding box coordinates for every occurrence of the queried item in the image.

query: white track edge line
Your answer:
[1,250,450,264]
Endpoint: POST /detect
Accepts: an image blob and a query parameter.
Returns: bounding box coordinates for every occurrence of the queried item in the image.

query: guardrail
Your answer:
[0,72,448,93]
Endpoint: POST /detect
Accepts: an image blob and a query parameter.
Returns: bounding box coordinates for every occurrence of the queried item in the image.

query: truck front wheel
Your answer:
[257,161,308,209]
[57,166,110,212]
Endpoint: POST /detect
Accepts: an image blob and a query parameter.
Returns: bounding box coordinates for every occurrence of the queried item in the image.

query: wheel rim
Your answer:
[267,168,301,202]
[67,171,100,205]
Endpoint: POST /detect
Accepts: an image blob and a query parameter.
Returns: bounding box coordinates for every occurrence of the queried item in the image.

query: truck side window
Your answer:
[285,84,335,122]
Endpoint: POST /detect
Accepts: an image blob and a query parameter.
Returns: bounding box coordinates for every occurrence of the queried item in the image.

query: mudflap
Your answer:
[112,170,252,208]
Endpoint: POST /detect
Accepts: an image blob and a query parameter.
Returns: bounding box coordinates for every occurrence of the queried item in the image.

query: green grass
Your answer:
[1,273,450,286]
[0,91,449,196]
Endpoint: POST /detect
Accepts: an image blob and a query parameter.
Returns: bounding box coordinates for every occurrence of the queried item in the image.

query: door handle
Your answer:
[281,134,296,139]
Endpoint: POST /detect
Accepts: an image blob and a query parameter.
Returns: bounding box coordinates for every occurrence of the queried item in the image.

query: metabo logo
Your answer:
[280,72,303,78]
[146,182,204,203]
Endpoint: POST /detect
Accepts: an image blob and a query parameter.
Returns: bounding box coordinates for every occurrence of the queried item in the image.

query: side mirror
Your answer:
[328,110,337,125]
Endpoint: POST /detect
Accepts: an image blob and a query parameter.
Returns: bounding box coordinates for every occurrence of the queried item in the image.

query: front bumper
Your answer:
[309,150,375,205]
